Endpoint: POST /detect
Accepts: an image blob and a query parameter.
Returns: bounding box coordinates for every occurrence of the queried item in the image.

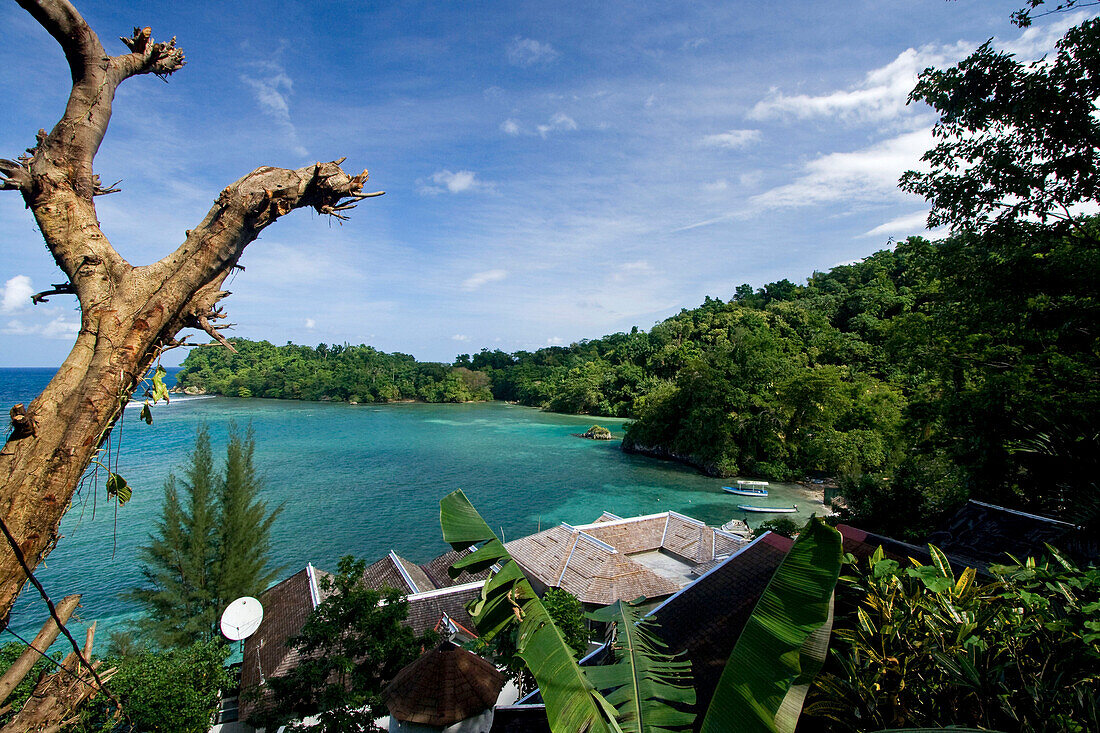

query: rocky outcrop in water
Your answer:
[620,435,723,476]
[580,425,613,440]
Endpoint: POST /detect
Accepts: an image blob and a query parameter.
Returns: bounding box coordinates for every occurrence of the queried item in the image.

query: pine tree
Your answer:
[126,424,283,648]
[215,423,283,612]
[126,426,219,648]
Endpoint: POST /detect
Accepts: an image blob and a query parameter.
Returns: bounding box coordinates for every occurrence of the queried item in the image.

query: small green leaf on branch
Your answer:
[107,473,133,506]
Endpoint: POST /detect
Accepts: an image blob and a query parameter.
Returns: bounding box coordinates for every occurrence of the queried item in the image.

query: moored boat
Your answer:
[723,479,769,497]
[737,504,797,513]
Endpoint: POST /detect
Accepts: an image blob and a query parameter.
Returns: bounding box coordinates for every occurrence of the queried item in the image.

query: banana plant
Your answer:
[586,599,697,733]
[700,517,842,733]
[440,491,846,733]
[440,489,623,733]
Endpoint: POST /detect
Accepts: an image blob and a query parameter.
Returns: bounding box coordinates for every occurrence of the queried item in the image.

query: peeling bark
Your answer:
[0,0,381,623]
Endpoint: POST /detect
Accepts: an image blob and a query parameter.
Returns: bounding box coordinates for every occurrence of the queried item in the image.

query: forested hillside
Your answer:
[177,340,492,404]
[452,223,1098,536]
[178,219,1098,539]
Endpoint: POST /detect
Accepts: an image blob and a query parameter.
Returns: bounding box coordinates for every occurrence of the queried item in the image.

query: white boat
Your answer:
[737,504,797,514]
[723,480,769,497]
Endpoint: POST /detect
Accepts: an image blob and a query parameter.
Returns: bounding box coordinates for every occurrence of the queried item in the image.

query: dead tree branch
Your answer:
[0,0,382,624]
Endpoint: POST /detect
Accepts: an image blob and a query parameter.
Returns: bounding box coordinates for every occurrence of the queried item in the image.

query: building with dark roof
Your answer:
[239,547,491,727]
[239,564,328,722]
[925,499,1097,567]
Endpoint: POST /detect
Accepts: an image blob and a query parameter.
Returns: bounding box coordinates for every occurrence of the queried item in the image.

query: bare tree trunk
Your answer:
[0,620,115,733]
[0,0,381,624]
[0,595,81,706]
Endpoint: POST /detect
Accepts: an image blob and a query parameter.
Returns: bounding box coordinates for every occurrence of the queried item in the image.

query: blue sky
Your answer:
[0,0,1084,366]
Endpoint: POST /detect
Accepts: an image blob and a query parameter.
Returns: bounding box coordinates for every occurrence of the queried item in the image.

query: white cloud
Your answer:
[701,129,760,149]
[304,318,316,329]
[860,211,931,238]
[507,37,560,67]
[462,269,508,291]
[610,260,653,283]
[749,43,970,123]
[1,275,33,314]
[749,18,1080,126]
[703,179,729,192]
[3,314,79,339]
[752,128,933,209]
[241,58,309,157]
[451,334,470,341]
[537,113,577,138]
[500,118,522,135]
[421,169,492,195]
[546,336,565,345]
[1002,11,1090,57]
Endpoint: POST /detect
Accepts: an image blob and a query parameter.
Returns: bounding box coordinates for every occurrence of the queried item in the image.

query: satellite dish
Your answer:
[220,596,263,641]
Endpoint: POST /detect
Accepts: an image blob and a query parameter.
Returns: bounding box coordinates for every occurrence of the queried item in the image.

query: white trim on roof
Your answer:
[571,512,672,531]
[557,532,582,586]
[517,531,789,709]
[576,531,616,554]
[405,579,485,601]
[647,531,776,619]
[667,510,706,527]
[389,550,421,593]
[968,499,1078,527]
[660,514,671,546]
[306,563,321,608]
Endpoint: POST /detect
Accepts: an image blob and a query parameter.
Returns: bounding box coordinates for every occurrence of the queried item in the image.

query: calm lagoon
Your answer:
[1,368,824,640]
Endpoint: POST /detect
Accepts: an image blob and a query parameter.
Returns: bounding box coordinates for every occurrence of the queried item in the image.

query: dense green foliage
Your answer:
[0,642,61,727]
[479,586,592,693]
[586,599,696,733]
[177,339,491,403]
[124,425,283,648]
[247,556,434,733]
[77,640,231,733]
[807,546,1100,732]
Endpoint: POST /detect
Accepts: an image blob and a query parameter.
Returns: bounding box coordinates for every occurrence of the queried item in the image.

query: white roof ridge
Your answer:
[667,510,706,527]
[575,531,617,554]
[389,550,421,593]
[572,511,673,530]
[406,579,486,601]
[306,563,321,608]
[967,499,1078,527]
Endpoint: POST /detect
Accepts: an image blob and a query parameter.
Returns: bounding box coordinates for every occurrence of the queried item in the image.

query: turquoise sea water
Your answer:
[0,367,825,641]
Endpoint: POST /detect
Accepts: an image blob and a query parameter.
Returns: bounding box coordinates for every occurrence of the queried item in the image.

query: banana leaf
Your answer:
[586,599,696,733]
[440,489,623,733]
[700,518,843,733]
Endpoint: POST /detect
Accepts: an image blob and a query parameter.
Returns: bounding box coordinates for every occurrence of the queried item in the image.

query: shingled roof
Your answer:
[404,582,485,637]
[383,640,506,727]
[420,546,494,589]
[240,550,489,724]
[504,511,750,605]
[925,499,1097,567]
[647,531,793,725]
[239,564,326,721]
[497,531,794,732]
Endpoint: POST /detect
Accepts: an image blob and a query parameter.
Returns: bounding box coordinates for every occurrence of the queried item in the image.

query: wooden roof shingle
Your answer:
[505,511,751,605]
[384,640,506,727]
[420,546,493,589]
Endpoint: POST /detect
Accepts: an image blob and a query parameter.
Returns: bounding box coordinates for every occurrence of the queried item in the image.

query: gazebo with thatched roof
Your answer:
[382,640,506,732]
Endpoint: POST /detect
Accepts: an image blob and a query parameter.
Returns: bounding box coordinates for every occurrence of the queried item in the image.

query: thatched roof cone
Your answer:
[383,640,506,727]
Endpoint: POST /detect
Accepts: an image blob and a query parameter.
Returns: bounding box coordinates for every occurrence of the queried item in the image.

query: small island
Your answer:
[578,425,614,440]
